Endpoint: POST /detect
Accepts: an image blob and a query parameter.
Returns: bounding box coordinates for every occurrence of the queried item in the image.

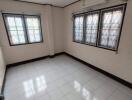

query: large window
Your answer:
[3,14,43,46]
[73,4,126,51]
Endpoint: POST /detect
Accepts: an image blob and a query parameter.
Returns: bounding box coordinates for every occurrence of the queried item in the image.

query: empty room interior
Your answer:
[0,0,132,100]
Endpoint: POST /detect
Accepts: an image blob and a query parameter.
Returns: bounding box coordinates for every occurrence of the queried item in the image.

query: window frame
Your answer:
[24,15,43,44]
[98,5,126,51]
[84,10,100,47]
[73,14,85,44]
[73,3,127,51]
[2,13,43,46]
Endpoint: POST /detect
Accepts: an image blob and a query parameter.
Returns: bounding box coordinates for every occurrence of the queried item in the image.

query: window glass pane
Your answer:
[34,30,41,41]
[33,18,39,29]
[103,12,112,24]
[19,35,26,43]
[75,18,79,27]
[35,35,41,41]
[10,31,17,36]
[26,18,33,29]
[18,30,26,44]
[112,11,122,25]
[93,14,99,25]
[86,13,99,44]
[99,7,124,49]
[25,16,42,43]
[17,27,23,31]
[12,36,19,44]
[34,30,40,36]
[101,36,108,46]
[9,26,16,31]
[5,15,26,45]
[74,16,84,42]
[15,17,23,27]
[108,30,119,47]
[28,30,35,42]
[87,15,92,26]
[7,17,15,27]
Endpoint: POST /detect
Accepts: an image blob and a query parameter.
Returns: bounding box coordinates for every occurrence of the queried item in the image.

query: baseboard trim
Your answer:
[1,52,64,96]
[6,56,49,68]
[64,52,132,89]
[6,52,64,68]
[2,51,131,97]
[1,68,7,95]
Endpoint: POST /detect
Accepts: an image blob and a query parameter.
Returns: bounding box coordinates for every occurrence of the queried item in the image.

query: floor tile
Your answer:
[4,55,132,100]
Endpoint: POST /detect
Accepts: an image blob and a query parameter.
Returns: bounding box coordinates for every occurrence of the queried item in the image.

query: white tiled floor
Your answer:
[4,55,132,100]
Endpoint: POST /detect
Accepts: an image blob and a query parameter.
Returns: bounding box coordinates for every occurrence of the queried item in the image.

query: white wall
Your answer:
[0,47,5,92]
[0,0,64,92]
[52,7,64,53]
[0,0,131,87]
[0,0,64,64]
[64,0,132,83]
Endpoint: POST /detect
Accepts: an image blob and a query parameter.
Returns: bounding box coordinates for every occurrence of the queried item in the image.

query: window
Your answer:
[99,6,124,50]
[73,4,126,51]
[3,14,43,46]
[4,15,27,45]
[73,15,84,42]
[25,16,42,43]
[85,12,99,45]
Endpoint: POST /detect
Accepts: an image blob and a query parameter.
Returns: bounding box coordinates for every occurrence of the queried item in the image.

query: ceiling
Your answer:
[16,0,80,7]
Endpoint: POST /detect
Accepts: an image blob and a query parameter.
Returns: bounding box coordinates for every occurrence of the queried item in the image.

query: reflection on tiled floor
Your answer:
[4,55,132,100]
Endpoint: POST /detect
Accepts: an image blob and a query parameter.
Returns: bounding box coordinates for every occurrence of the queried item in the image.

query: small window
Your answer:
[85,12,99,45]
[99,6,125,50]
[25,16,43,43]
[3,13,43,46]
[73,15,84,42]
[3,14,27,45]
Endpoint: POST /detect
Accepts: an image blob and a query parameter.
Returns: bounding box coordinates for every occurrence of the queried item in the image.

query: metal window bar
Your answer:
[25,16,42,43]
[99,6,125,50]
[85,12,99,45]
[5,15,26,45]
[72,4,127,51]
[73,15,84,43]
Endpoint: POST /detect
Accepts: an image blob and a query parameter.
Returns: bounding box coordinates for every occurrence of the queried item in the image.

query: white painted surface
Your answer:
[0,0,64,64]
[0,47,5,92]
[81,0,106,8]
[0,0,131,89]
[64,0,132,83]
[19,0,78,7]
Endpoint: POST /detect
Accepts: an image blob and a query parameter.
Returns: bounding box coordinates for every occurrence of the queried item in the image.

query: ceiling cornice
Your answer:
[14,0,80,8]
[63,0,80,8]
